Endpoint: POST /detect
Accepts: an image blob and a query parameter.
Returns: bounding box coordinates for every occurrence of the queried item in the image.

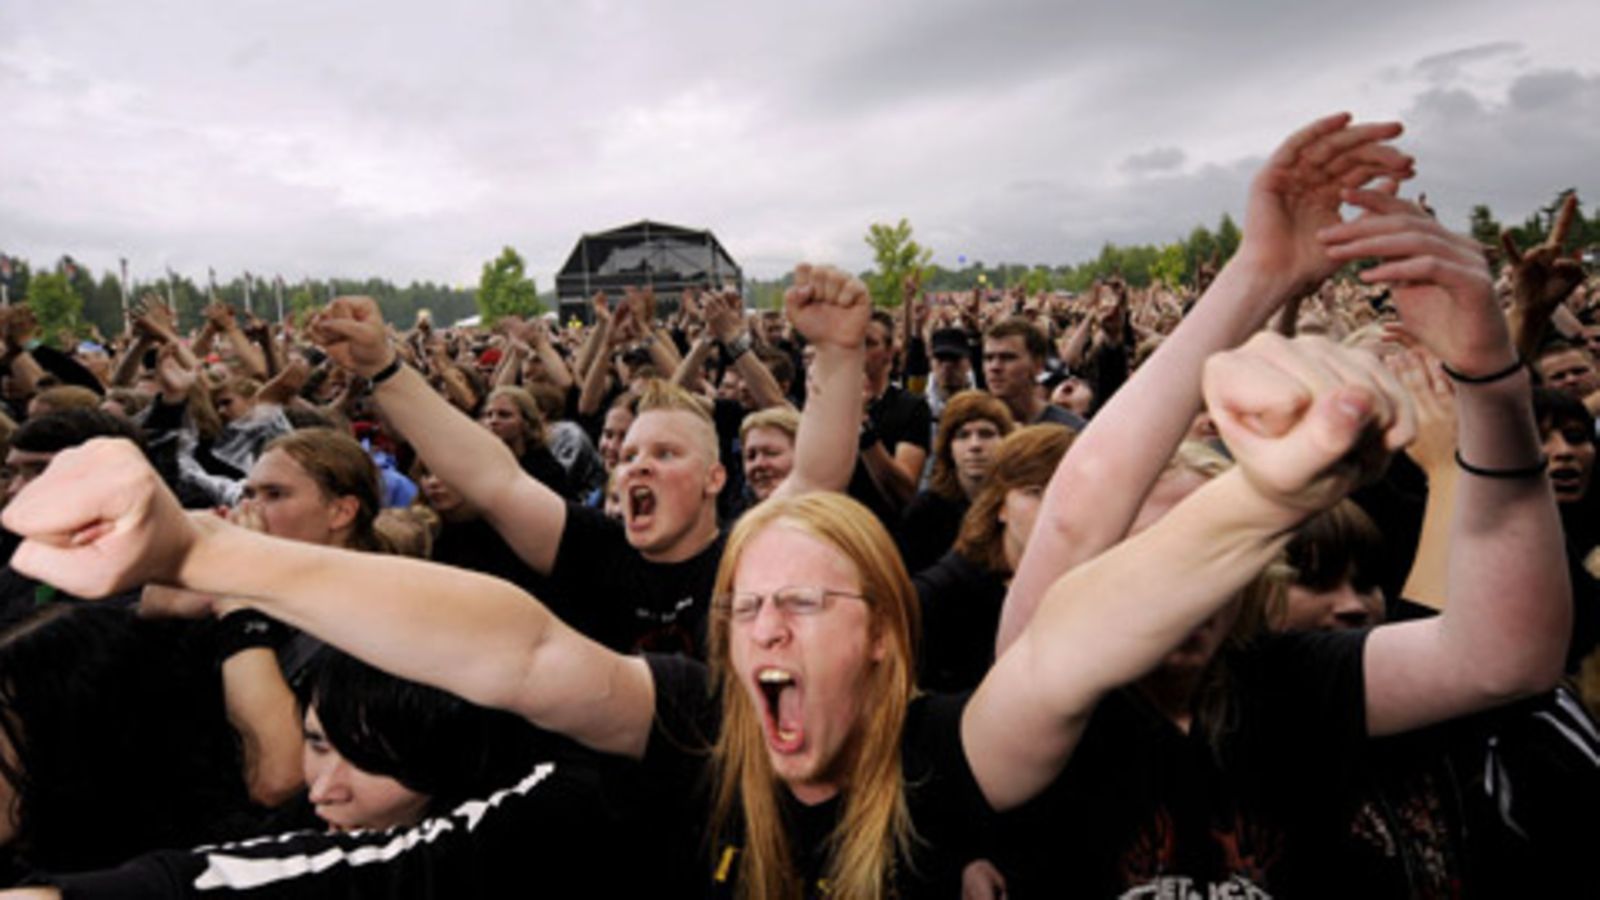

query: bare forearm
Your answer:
[671,335,715,392]
[222,647,305,807]
[782,344,862,496]
[969,471,1295,809]
[732,346,787,410]
[373,366,525,503]
[577,329,615,417]
[1000,260,1291,653]
[111,338,152,386]
[1447,370,1570,685]
[224,327,268,379]
[534,338,573,390]
[1399,468,1457,611]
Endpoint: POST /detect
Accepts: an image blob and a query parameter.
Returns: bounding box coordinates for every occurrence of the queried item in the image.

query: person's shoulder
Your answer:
[1037,403,1087,431]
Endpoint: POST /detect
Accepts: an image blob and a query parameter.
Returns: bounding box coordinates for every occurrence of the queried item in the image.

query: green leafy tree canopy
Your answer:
[25,271,84,348]
[476,246,542,326]
[864,219,932,308]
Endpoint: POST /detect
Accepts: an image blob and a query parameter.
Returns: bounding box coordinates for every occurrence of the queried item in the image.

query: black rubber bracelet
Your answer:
[1440,356,1524,385]
[214,609,288,664]
[1454,450,1549,479]
[369,355,404,386]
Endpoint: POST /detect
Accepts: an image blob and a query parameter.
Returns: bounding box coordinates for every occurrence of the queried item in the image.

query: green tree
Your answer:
[1151,242,1189,287]
[864,219,932,308]
[476,246,541,326]
[1215,214,1242,261]
[25,272,84,347]
[1468,205,1502,248]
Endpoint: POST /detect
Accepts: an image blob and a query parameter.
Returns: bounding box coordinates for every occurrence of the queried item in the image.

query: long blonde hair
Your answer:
[707,492,920,900]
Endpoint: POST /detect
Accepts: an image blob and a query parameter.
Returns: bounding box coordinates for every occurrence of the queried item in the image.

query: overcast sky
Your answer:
[2,0,1596,289]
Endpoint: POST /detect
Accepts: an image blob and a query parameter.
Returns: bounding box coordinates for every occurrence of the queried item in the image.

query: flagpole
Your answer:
[118,257,131,323]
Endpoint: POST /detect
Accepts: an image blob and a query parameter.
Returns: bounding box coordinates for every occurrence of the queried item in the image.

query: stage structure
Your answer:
[555,220,742,323]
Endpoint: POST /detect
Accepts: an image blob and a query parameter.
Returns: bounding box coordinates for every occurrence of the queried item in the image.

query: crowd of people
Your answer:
[0,113,1594,897]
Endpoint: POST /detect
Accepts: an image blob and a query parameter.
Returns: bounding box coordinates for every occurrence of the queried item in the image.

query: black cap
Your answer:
[930,328,969,360]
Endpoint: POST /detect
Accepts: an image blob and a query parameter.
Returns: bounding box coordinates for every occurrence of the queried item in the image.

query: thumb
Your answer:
[1296,385,1379,468]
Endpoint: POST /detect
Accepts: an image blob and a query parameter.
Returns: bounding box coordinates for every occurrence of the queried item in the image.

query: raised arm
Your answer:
[1503,193,1585,362]
[1,439,657,760]
[311,297,569,574]
[997,113,1415,654]
[964,332,1411,810]
[706,288,789,411]
[774,264,869,498]
[1322,188,1570,734]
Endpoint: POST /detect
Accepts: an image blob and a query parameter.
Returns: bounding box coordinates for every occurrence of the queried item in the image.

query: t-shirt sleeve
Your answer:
[544,501,632,642]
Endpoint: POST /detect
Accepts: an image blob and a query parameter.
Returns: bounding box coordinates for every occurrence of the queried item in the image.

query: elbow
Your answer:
[248,763,306,809]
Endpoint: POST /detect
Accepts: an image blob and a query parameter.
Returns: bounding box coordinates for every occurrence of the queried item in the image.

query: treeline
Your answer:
[0,259,478,345]
[2,188,1591,342]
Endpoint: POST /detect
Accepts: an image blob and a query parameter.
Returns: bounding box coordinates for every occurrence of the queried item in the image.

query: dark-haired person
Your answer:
[981,316,1086,430]
[845,310,932,528]
[913,423,1069,691]
[292,648,596,833]
[0,409,146,616]
[0,605,254,885]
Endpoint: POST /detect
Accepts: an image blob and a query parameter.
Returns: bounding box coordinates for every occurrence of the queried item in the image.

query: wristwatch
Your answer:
[720,331,754,361]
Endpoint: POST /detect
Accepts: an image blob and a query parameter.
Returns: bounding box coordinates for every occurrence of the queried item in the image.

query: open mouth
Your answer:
[756,667,804,753]
[627,485,656,525]
[1550,466,1585,498]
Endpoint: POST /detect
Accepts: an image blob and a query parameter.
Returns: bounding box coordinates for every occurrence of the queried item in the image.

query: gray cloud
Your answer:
[0,0,1595,288]
[1121,147,1186,175]
[1414,41,1522,81]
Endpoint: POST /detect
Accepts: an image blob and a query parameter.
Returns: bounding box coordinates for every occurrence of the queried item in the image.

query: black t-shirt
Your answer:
[995,629,1371,897]
[847,384,932,530]
[898,490,969,575]
[545,502,726,657]
[44,760,647,899]
[517,443,575,501]
[643,655,993,898]
[430,516,551,599]
[913,549,1006,693]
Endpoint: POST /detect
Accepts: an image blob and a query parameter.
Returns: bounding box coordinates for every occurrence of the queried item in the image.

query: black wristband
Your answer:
[859,421,882,451]
[369,355,404,386]
[1440,356,1524,385]
[1454,450,1549,479]
[214,609,288,664]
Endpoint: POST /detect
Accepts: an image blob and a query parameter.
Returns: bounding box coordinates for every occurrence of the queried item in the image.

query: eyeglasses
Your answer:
[713,586,867,622]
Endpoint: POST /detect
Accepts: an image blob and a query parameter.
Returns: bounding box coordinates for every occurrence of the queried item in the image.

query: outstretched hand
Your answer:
[785,264,870,350]
[1203,333,1414,516]
[1239,113,1413,295]
[1,439,202,599]
[1320,188,1514,377]
[310,296,394,378]
[1501,193,1586,320]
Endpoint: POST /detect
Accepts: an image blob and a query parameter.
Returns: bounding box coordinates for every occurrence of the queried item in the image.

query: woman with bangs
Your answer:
[897,390,1015,573]
[914,423,1071,691]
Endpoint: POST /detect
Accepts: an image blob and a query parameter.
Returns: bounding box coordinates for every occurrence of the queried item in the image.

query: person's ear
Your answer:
[705,460,727,499]
[327,494,360,533]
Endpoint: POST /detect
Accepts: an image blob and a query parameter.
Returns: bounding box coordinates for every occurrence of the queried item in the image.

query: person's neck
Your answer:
[1008,392,1044,424]
[639,509,720,564]
[1136,666,1204,734]
[865,372,890,399]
